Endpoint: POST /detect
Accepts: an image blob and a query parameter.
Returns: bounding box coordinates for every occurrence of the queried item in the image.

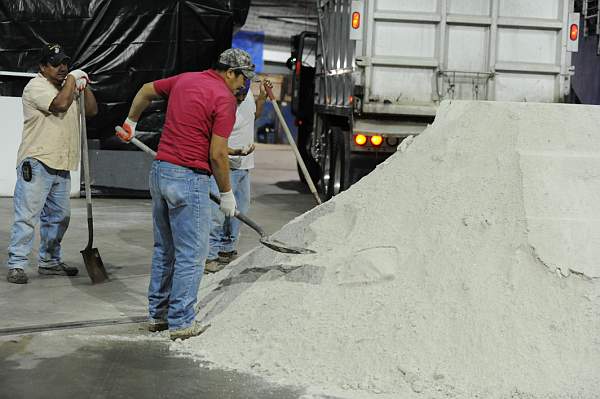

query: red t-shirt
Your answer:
[153,70,236,172]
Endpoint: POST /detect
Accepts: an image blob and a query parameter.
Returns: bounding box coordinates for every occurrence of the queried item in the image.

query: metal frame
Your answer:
[0,71,36,78]
[346,0,576,115]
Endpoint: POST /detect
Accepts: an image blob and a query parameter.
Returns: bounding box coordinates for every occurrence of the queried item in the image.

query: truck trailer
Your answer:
[290,0,580,199]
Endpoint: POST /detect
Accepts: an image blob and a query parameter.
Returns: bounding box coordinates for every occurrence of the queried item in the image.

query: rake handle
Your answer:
[263,82,322,205]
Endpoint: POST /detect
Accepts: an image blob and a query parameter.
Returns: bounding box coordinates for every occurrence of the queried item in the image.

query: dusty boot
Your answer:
[148,319,168,332]
[38,262,78,276]
[169,322,210,341]
[204,259,225,274]
[218,250,238,264]
[7,268,28,284]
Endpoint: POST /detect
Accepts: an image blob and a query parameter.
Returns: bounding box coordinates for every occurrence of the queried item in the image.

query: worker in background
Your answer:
[6,43,97,284]
[205,79,271,273]
[116,48,254,341]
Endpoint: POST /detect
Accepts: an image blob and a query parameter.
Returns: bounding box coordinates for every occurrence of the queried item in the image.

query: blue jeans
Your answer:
[7,158,71,270]
[208,169,251,260]
[147,161,210,331]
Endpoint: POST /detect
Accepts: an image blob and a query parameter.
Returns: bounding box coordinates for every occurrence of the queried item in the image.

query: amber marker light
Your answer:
[570,24,579,41]
[355,134,367,146]
[370,135,383,146]
[352,12,361,29]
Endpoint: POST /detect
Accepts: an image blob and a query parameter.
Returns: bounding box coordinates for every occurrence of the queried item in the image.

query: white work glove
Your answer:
[75,78,88,92]
[115,118,137,142]
[219,190,237,217]
[67,69,89,82]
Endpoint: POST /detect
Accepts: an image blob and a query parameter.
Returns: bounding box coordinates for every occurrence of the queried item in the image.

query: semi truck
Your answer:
[289,0,581,199]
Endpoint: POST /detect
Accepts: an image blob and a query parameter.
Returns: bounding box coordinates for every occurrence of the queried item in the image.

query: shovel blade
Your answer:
[259,237,316,255]
[81,247,109,284]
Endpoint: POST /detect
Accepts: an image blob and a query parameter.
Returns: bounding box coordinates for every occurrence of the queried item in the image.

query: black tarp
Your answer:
[0,0,250,143]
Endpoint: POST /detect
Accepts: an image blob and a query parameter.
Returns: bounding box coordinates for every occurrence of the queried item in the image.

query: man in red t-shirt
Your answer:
[116,48,255,340]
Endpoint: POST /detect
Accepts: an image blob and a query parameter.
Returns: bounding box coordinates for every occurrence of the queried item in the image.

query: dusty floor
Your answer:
[0,144,318,399]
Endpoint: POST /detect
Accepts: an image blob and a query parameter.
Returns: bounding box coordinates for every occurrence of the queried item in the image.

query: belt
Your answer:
[190,167,210,176]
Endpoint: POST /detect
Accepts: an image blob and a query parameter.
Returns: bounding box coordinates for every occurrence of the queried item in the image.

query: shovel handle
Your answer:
[263,82,322,206]
[80,95,95,248]
[123,134,269,239]
[208,192,267,238]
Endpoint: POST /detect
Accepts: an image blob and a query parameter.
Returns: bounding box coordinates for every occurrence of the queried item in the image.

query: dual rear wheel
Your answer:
[320,127,353,200]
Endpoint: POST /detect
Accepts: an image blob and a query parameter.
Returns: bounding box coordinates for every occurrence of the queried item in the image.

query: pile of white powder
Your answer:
[174,101,600,398]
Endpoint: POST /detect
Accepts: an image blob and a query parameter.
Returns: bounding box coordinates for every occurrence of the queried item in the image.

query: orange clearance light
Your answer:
[570,23,579,41]
[352,12,361,29]
[370,135,383,146]
[355,134,367,146]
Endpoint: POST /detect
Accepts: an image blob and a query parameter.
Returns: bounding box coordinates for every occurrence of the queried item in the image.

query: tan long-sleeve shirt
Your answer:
[17,73,81,171]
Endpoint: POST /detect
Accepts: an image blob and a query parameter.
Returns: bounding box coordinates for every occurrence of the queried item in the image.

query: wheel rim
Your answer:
[322,136,332,197]
[332,144,342,195]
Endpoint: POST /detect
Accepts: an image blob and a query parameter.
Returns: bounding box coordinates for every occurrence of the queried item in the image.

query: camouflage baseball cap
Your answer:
[218,48,256,80]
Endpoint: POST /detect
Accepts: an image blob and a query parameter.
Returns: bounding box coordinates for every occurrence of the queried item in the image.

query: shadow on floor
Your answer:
[274,180,311,194]
[0,337,303,399]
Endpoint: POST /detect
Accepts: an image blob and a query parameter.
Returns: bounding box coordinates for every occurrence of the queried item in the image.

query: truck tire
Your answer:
[331,127,352,196]
[296,123,321,187]
[297,160,320,187]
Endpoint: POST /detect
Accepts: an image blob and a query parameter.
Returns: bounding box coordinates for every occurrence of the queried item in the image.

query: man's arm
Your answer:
[255,81,268,119]
[127,82,161,122]
[211,135,232,193]
[48,76,77,113]
[115,82,161,142]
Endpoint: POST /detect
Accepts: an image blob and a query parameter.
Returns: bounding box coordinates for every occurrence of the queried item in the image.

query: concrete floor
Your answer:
[0,145,317,398]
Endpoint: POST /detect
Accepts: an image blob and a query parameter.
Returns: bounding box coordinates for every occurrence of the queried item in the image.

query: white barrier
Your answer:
[0,96,80,197]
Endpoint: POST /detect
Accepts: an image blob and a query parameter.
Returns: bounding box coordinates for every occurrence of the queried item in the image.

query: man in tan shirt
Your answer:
[6,43,98,284]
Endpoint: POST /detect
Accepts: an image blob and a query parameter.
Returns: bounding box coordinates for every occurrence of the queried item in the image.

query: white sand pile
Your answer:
[175,101,600,398]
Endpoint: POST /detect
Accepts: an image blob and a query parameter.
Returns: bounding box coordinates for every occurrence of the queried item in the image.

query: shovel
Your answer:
[118,128,315,255]
[80,94,109,283]
[207,192,314,254]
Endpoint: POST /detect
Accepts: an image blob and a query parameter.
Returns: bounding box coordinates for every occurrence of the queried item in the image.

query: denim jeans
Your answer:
[147,161,211,331]
[208,169,251,260]
[7,158,71,270]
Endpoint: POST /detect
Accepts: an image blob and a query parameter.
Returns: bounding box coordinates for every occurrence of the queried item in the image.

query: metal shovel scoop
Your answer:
[119,128,315,255]
[208,193,315,255]
[80,95,108,283]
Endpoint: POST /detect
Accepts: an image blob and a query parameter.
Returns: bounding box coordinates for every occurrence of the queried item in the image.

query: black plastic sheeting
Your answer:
[0,0,250,144]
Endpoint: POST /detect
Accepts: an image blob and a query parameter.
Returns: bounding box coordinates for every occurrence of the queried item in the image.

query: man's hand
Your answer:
[68,69,89,82]
[115,118,137,142]
[258,80,268,101]
[239,144,255,156]
[219,190,237,217]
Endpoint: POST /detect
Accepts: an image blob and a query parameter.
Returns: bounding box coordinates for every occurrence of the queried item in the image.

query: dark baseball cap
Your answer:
[40,43,71,66]
[218,48,256,80]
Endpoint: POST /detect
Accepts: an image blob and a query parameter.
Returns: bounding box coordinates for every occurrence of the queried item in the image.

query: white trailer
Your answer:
[291,0,580,198]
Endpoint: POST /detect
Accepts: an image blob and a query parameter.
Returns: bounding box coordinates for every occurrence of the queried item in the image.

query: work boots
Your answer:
[218,250,238,263]
[204,250,238,274]
[148,319,168,333]
[204,259,225,274]
[169,322,211,341]
[38,262,79,276]
[7,268,28,284]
